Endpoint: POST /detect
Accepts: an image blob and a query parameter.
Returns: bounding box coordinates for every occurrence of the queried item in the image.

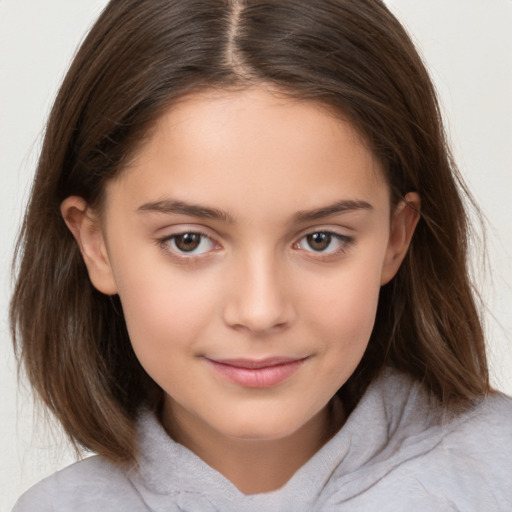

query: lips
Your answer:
[205,357,307,388]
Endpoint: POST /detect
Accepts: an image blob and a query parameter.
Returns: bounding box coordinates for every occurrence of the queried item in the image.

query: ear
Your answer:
[60,196,118,295]
[380,192,421,285]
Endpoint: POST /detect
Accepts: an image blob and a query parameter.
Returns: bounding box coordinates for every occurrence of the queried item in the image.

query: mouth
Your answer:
[205,357,308,388]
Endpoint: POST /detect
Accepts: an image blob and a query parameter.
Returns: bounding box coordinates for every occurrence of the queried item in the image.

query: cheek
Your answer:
[112,254,218,359]
[304,260,383,361]
[317,287,379,350]
[116,272,218,393]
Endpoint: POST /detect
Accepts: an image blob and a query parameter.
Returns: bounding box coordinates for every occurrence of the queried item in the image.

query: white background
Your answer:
[1,1,511,510]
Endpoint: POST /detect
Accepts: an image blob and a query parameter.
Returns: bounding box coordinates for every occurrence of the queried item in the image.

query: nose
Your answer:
[222,252,296,335]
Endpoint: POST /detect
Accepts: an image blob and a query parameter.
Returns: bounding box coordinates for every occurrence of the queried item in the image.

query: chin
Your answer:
[215,407,318,443]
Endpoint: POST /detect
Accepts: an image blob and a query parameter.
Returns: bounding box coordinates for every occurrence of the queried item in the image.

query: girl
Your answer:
[10,0,512,510]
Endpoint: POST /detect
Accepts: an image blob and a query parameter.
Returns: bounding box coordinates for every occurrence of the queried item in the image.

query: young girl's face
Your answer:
[65,87,418,447]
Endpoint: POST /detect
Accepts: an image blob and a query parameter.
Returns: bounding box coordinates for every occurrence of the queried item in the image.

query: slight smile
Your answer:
[205,357,308,388]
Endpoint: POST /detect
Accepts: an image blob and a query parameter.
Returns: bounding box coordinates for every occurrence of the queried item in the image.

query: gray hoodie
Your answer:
[13,368,512,511]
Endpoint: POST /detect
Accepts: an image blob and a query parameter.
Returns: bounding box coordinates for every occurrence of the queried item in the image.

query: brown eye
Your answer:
[163,232,216,256]
[306,232,331,251]
[174,233,202,252]
[296,231,352,255]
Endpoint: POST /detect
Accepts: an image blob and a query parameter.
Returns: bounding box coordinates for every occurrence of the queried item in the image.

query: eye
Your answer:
[161,232,217,256]
[295,231,351,254]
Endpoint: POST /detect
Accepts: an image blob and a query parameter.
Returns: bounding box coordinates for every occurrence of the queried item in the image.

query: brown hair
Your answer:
[11,0,489,463]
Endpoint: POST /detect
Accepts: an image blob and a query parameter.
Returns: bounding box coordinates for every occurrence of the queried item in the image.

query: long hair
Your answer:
[11,0,488,463]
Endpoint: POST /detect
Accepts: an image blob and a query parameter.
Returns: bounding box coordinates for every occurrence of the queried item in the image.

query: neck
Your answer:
[161,398,344,494]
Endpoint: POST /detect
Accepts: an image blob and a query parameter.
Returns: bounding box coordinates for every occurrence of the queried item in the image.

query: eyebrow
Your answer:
[137,199,235,223]
[294,199,373,222]
[137,198,373,223]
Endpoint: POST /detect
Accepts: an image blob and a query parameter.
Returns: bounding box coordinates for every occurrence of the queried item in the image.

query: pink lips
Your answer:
[206,357,306,388]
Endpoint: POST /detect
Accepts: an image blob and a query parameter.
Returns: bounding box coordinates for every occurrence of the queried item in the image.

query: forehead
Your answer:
[108,86,389,217]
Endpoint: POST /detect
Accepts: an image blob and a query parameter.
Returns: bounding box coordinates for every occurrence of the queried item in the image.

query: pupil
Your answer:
[307,232,331,251]
[175,233,200,252]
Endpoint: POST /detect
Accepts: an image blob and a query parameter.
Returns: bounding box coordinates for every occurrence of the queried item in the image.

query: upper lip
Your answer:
[206,357,307,369]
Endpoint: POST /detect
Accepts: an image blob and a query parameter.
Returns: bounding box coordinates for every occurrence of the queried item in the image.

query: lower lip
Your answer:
[206,359,306,388]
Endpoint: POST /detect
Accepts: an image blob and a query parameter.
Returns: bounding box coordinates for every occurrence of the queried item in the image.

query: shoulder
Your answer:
[320,372,512,511]
[379,390,512,510]
[390,392,512,510]
[432,390,512,474]
[12,456,145,512]
[452,389,512,442]
[436,390,512,476]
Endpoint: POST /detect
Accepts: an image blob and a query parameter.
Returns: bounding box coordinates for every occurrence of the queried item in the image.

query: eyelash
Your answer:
[156,229,353,261]
[294,231,353,258]
[157,231,219,260]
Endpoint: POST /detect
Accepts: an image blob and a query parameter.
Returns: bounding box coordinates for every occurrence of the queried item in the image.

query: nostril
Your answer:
[223,298,295,335]
[226,317,290,335]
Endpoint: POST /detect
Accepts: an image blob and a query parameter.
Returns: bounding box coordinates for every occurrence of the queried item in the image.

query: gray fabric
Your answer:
[13,368,512,511]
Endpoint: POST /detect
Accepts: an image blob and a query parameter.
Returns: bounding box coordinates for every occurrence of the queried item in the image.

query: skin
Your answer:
[62,87,420,494]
